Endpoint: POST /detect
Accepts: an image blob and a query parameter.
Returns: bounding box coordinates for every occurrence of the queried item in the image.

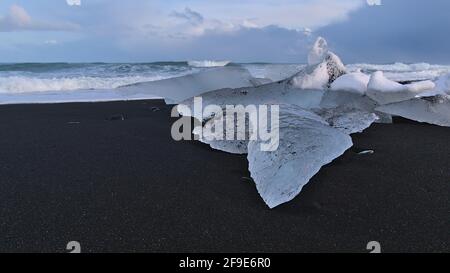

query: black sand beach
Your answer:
[0,99,448,253]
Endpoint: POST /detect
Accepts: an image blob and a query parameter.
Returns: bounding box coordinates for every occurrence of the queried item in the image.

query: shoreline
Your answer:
[0,99,448,253]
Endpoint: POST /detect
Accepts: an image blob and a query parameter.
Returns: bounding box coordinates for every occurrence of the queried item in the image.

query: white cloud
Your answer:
[0,5,79,32]
[44,40,58,45]
[66,0,81,6]
[101,0,364,41]
[366,0,382,6]
[170,0,365,30]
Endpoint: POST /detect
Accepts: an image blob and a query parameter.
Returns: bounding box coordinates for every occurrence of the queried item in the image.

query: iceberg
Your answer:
[366,71,436,105]
[376,95,450,127]
[175,38,363,208]
[177,52,349,157]
[174,36,449,208]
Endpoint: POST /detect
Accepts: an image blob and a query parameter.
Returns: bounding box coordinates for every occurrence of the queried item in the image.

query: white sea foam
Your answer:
[0,89,162,105]
[0,75,167,94]
[347,63,450,82]
[188,60,231,67]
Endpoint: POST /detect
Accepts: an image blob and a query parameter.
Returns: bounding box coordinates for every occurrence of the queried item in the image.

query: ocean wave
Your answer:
[0,75,168,93]
[347,62,450,81]
[188,60,231,67]
[348,62,433,72]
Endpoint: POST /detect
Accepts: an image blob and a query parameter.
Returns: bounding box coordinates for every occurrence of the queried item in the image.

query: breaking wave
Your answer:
[188,60,231,67]
[1,61,450,95]
[0,75,168,93]
[347,62,450,82]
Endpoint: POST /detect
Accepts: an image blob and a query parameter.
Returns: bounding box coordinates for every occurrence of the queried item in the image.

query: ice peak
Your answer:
[290,49,346,90]
[308,37,329,65]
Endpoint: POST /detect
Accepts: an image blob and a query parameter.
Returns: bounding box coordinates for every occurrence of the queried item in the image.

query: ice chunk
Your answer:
[192,107,253,154]
[308,37,328,65]
[177,81,325,118]
[358,150,374,155]
[407,80,436,93]
[330,71,370,94]
[250,77,273,86]
[435,74,450,94]
[118,67,259,104]
[290,52,346,90]
[376,95,450,127]
[374,111,393,124]
[191,103,329,155]
[247,105,353,208]
[314,107,379,134]
[420,73,450,97]
[368,71,417,93]
[319,90,389,126]
[367,71,435,104]
[320,90,377,111]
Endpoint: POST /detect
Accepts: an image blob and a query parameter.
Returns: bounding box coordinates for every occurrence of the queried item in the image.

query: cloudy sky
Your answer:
[0,0,448,63]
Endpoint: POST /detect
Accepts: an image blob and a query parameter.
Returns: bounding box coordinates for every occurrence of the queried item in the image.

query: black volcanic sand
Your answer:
[0,100,448,253]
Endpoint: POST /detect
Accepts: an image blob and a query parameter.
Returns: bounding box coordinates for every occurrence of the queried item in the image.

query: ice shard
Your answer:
[320,90,377,111]
[247,105,353,208]
[376,95,450,127]
[314,107,379,134]
[420,73,450,97]
[318,90,384,130]
[177,80,325,117]
[366,71,436,105]
[118,66,261,104]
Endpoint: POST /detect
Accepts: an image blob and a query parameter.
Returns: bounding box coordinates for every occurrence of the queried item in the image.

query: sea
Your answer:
[0,61,449,103]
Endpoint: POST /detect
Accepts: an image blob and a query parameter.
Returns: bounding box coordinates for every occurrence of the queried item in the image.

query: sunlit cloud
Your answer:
[0,5,79,32]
